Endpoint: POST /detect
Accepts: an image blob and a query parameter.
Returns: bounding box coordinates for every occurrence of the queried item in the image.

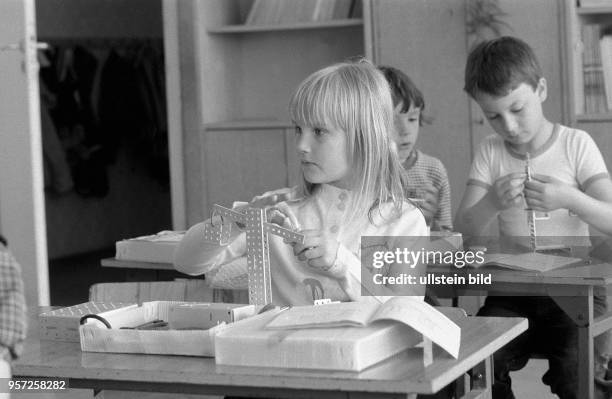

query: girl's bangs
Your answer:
[290,73,345,130]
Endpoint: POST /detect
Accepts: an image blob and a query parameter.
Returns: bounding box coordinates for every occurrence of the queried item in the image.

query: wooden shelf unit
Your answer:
[176,0,371,220]
[208,18,363,34]
[565,0,612,120]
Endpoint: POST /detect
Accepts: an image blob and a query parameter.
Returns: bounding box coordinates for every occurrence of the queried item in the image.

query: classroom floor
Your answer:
[48,247,125,306]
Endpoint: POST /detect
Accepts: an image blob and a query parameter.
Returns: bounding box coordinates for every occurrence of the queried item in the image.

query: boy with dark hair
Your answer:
[379,65,452,231]
[456,36,612,399]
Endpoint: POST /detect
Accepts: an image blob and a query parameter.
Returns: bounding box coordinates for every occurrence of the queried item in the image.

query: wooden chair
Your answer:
[89,279,248,304]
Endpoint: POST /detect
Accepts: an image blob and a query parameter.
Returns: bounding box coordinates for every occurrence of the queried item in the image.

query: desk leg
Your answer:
[552,293,594,399]
[460,355,492,399]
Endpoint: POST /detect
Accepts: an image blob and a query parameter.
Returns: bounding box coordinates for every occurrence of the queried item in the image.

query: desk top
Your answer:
[429,259,612,287]
[14,310,526,396]
[104,257,612,285]
[101,258,173,270]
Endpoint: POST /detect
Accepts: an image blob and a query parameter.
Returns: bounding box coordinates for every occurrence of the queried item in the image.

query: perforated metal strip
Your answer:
[205,204,304,306]
[244,208,272,305]
[525,153,537,252]
[263,223,305,244]
[212,204,246,223]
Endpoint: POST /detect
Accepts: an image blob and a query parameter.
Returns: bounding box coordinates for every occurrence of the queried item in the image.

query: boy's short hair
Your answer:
[379,65,430,125]
[464,36,542,98]
[378,66,425,112]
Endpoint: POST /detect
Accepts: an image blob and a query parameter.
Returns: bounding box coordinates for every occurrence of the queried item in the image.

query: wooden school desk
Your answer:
[428,260,612,399]
[13,307,526,399]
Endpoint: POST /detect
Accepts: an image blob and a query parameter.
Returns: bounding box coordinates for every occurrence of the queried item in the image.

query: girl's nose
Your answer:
[296,133,310,153]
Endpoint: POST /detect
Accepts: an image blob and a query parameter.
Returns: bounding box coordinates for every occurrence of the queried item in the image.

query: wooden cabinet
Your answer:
[176,0,372,224]
[370,0,472,216]
[203,121,299,208]
[562,0,612,171]
[175,0,571,226]
[564,0,612,122]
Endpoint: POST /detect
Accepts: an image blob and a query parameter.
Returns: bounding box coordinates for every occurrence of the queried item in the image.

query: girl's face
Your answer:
[295,124,351,189]
[391,102,420,162]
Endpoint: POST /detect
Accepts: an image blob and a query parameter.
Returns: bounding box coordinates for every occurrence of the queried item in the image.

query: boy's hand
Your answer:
[291,229,344,278]
[524,174,572,212]
[418,185,439,225]
[493,172,526,209]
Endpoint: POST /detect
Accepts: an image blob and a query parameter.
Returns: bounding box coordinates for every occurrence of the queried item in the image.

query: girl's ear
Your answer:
[536,78,547,102]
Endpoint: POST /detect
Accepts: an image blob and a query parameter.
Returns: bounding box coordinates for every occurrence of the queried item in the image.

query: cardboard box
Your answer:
[215,309,423,371]
[40,302,137,342]
[79,301,256,357]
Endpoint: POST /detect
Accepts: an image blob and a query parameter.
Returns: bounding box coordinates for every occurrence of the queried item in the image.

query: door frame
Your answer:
[0,0,49,306]
[162,0,186,231]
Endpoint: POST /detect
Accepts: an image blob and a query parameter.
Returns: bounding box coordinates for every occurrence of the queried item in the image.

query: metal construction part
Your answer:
[205,204,305,305]
[525,153,537,251]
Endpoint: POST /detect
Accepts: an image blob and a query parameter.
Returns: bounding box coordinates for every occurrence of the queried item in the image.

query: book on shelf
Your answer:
[471,252,583,273]
[579,0,612,8]
[265,296,461,358]
[245,0,356,25]
[600,34,612,110]
[582,24,608,114]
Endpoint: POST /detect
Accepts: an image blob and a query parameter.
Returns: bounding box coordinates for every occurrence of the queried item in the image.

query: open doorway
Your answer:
[36,0,172,305]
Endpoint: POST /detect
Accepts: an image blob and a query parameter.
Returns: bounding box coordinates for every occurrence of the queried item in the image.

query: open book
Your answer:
[265,296,461,358]
[472,252,583,273]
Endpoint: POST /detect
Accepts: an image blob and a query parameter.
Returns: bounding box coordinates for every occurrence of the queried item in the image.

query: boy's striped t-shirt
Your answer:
[403,150,453,231]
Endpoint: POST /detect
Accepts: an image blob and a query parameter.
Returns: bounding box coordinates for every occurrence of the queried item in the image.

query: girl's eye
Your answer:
[511,108,523,113]
[294,126,302,135]
[486,115,498,120]
[313,128,325,136]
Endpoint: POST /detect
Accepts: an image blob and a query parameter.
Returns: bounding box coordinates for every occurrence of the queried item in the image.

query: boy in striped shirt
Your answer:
[379,66,452,231]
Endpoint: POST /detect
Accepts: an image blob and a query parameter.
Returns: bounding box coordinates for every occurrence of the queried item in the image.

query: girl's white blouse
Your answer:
[174,184,428,306]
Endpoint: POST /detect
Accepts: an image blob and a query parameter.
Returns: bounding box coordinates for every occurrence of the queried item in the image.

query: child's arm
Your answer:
[0,246,27,364]
[525,175,612,234]
[174,220,246,276]
[433,171,453,231]
[175,188,300,275]
[454,172,526,236]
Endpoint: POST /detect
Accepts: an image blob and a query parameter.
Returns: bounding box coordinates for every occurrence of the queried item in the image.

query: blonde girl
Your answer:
[174,60,427,306]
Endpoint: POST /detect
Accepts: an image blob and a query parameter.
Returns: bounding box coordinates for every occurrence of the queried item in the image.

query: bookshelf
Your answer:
[566,0,612,121]
[175,0,372,222]
[208,18,363,34]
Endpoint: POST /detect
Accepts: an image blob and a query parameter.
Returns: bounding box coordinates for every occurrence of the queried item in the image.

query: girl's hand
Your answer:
[291,229,344,278]
[493,172,526,210]
[524,174,572,212]
[250,187,295,208]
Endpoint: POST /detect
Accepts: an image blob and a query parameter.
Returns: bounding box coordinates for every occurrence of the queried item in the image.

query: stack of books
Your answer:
[115,230,184,264]
[245,0,358,25]
[579,0,612,7]
[582,24,608,114]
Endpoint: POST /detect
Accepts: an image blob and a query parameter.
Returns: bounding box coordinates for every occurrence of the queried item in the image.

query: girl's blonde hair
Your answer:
[289,59,407,223]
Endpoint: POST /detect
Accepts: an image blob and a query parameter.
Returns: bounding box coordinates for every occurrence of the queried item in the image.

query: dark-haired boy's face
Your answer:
[392,102,420,162]
[474,80,548,152]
